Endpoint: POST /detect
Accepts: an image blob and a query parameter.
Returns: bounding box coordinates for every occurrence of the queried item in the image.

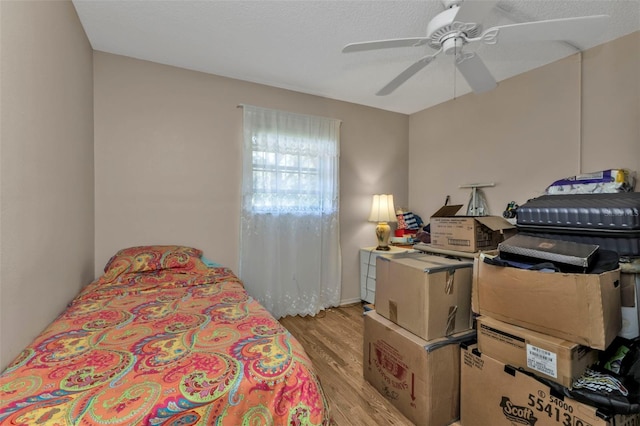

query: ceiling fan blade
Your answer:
[454,0,499,26]
[455,52,497,94]
[342,37,429,53]
[480,15,610,44]
[376,52,440,96]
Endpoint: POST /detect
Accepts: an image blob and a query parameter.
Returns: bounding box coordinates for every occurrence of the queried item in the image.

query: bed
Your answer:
[0,245,331,425]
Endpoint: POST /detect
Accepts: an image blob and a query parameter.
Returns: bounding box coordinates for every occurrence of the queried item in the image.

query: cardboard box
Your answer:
[619,273,640,339]
[429,205,516,253]
[363,311,473,426]
[376,253,474,340]
[461,344,640,426]
[473,252,621,350]
[477,316,599,388]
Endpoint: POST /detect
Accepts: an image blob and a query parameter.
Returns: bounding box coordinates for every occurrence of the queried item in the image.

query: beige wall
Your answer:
[93,52,409,305]
[582,32,640,173]
[409,31,640,221]
[0,1,94,370]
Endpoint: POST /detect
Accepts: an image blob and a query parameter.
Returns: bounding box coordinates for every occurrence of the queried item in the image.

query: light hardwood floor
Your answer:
[279,304,414,426]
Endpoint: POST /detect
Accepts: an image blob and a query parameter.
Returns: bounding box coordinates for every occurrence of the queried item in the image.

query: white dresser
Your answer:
[360,246,414,303]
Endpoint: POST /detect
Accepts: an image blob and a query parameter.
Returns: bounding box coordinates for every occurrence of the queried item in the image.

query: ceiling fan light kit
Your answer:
[342,0,610,97]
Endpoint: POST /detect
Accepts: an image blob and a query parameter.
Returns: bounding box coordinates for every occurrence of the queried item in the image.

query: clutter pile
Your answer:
[364,169,640,425]
[466,172,640,426]
[363,208,514,425]
[392,209,425,244]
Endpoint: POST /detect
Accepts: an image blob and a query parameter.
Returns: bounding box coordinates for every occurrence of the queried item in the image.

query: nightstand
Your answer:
[360,246,414,304]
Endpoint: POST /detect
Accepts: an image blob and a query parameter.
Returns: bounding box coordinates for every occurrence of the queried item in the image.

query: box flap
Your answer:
[392,254,473,273]
[478,315,584,351]
[431,204,463,218]
[474,215,516,231]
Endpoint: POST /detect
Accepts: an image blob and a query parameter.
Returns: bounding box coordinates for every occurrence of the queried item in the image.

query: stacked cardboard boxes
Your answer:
[369,206,640,424]
[461,344,640,426]
[461,250,640,425]
[363,311,469,426]
[364,253,476,425]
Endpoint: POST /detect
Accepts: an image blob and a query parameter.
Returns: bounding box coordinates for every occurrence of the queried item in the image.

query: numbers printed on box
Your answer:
[526,393,594,426]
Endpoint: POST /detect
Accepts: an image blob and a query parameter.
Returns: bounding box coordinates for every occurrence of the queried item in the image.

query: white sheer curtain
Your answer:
[239,105,341,318]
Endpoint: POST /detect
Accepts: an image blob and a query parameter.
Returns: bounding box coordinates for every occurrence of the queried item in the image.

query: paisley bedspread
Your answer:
[0,245,331,425]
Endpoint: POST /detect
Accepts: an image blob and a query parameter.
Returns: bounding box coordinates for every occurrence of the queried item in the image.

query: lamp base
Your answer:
[375,222,391,251]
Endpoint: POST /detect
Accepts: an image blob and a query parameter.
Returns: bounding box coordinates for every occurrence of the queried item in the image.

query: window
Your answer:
[250,132,336,215]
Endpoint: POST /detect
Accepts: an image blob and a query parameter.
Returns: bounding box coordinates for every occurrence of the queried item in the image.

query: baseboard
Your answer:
[339,297,362,306]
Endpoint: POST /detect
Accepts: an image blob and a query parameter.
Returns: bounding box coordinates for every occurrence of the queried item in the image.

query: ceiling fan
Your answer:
[342,0,609,96]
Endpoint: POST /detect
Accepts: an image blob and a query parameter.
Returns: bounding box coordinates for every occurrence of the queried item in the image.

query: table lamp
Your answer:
[368,194,397,251]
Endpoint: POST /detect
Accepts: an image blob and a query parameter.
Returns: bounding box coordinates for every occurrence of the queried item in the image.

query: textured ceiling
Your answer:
[72,0,640,114]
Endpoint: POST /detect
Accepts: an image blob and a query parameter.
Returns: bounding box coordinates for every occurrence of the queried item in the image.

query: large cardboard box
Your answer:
[461,344,640,426]
[363,311,472,426]
[619,272,640,339]
[477,316,599,388]
[376,253,473,340]
[429,205,516,253]
[473,252,621,350]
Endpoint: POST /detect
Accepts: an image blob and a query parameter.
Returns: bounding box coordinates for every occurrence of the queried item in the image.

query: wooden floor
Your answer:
[279,304,414,426]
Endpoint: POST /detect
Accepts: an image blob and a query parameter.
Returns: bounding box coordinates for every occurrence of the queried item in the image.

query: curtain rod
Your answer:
[236,104,342,124]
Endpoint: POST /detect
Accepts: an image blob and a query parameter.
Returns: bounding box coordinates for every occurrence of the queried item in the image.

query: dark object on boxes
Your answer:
[519,230,640,258]
[516,192,640,256]
[502,201,519,219]
[414,229,431,244]
[498,234,599,272]
[529,367,640,415]
[533,336,640,415]
[485,247,619,274]
[517,193,640,230]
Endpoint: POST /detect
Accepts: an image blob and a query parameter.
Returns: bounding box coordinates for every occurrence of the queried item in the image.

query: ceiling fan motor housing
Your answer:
[426,6,482,50]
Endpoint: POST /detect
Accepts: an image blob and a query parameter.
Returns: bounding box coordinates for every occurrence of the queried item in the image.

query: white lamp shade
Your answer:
[368,194,397,223]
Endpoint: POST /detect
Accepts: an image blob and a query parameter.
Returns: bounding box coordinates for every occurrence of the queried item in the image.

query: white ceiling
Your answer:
[72,0,640,114]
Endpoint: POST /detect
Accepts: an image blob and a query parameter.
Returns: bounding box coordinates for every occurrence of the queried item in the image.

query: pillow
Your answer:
[101,245,203,282]
[201,256,222,268]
